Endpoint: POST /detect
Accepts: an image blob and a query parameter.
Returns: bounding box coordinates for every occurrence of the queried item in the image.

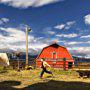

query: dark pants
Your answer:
[40,68,52,77]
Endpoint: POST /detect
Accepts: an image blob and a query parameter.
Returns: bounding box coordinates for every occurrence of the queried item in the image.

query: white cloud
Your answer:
[0,27,28,43]
[54,24,65,30]
[0,18,9,25]
[43,27,55,35]
[87,41,90,44]
[54,21,75,30]
[56,34,62,37]
[68,46,90,57]
[65,41,85,45]
[63,34,78,38]
[56,33,78,38]
[29,43,48,50]
[47,30,55,35]
[1,18,9,23]
[84,14,90,25]
[66,21,75,26]
[64,41,90,57]
[67,42,80,45]
[80,35,90,38]
[0,27,49,53]
[65,21,75,30]
[63,40,90,46]
[0,0,63,8]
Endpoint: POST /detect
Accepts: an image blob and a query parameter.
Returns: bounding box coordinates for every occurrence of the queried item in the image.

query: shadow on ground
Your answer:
[23,80,90,90]
[0,80,21,90]
[0,70,8,74]
[0,80,90,90]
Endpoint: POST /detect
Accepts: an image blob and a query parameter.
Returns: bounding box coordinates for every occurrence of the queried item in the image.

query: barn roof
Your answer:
[44,43,66,49]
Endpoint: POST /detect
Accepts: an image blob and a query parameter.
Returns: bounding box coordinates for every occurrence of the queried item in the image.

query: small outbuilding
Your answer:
[36,43,74,70]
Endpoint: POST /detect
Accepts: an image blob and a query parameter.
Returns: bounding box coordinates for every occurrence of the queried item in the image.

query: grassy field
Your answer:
[0,67,90,90]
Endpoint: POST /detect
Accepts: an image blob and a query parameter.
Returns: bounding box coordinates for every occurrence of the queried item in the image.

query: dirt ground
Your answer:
[0,68,90,90]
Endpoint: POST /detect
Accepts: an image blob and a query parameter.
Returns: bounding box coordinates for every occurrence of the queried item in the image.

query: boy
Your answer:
[40,58,53,78]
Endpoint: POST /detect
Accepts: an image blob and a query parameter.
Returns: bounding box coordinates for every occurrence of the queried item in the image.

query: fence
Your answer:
[9,58,36,69]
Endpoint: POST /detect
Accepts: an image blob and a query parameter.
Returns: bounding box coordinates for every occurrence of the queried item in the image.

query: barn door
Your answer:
[68,62,73,69]
[52,51,57,59]
[53,53,56,59]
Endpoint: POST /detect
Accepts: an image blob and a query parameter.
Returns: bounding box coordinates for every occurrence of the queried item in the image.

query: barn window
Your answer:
[52,51,57,59]
[53,51,56,54]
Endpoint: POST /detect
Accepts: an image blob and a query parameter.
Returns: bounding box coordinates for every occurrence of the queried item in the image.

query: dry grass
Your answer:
[0,67,90,90]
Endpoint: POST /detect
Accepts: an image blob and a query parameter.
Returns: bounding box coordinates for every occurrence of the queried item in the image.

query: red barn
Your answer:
[36,43,74,70]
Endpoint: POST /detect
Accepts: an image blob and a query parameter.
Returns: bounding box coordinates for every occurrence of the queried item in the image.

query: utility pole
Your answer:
[26,27,31,67]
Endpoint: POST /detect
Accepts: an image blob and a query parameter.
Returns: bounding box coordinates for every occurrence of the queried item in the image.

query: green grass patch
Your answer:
[0,68,90,90]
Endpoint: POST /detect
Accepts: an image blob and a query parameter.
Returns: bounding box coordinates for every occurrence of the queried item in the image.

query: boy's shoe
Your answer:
[40,76,43,79]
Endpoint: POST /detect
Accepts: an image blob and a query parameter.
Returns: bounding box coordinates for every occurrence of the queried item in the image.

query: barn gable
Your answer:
[36,43,73,60]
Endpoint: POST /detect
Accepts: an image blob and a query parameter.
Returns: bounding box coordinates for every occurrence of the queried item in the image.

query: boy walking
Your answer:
[40,58,53,78]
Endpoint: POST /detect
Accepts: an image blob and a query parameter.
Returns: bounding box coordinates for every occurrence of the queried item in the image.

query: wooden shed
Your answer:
[36,43,74,70]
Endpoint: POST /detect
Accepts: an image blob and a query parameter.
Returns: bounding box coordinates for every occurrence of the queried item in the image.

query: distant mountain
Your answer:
[0,48,15,53]
[0,48,40,55]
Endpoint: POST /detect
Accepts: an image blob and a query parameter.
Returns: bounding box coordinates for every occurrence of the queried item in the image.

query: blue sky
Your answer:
[0,0,90,57]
